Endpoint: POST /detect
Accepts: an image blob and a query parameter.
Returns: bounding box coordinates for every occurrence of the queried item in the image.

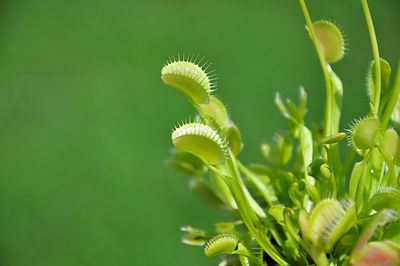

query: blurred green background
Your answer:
[0,0,399,265]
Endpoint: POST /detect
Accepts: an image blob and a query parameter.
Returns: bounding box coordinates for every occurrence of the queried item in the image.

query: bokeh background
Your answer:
[0,0,399,265]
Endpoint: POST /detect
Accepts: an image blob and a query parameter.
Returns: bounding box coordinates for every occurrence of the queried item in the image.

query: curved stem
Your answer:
[361,0,381,111]
[299,0,332,137]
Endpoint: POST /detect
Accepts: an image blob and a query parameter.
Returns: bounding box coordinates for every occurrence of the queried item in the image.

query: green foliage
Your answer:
[160,0,400,265]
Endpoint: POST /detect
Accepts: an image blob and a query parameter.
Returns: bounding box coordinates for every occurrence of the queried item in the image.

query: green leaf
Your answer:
[300,125,313,170]
[299,86,307,119]
[209,167,237,210]
[268,205,285,225]
[383,128,398,159]
[189,178,230,211]
[199,96,229,126]
[383,220,400,244]
[215,221,242,233]
[367,58,392,102]
[180,226,211,246]
[275,92,297,124]
[166,149,207,178]
[286,99,302,123]
[277,134,293,167]
[321,132,347,145]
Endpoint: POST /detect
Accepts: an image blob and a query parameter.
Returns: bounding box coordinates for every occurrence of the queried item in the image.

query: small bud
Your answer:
[307,158,325,179]
[370,147,384,173]
[275,92,292,120]
[277,134,293,167]
[298,180,306,191]
[320,164,332,179]
[299,86,308,119]
[261,142,271,161]
[321,132,347,145]
[312,20,345,63]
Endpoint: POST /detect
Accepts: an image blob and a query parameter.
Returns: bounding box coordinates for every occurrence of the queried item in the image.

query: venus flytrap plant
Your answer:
[161,0,400,265]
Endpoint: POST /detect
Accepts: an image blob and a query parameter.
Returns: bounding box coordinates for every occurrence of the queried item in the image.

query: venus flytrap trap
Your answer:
[161,1,400,265]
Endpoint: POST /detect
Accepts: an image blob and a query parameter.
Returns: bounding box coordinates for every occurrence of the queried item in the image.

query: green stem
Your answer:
[233,243,263,265]
[237,161,278,206]
[355,151,371,212]
[378,92,389,116]
[310,248,329,266]
[381,61,400,131]
[299,0,332,137]
[330,144,343,195]
[343,149,356,177]
[283,209,329,266]
[225,153,288,265]
[361,0,381,112]
[377,143,396,186]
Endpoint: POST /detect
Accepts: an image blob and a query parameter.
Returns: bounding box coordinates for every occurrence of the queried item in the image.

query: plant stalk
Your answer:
[361,0,381,112]
[298,0,332,137]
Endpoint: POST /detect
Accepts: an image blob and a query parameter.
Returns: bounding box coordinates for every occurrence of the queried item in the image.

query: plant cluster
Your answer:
[161,1,400,265]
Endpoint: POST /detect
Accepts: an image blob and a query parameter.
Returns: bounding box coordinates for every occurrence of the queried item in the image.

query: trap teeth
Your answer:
[302,199,356,252]
[312,20,345,63]
[204,233,238,257]
[172,122,228,165]
[161,59,214,104]
[370,186,400,211]
[348,116,380,152]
